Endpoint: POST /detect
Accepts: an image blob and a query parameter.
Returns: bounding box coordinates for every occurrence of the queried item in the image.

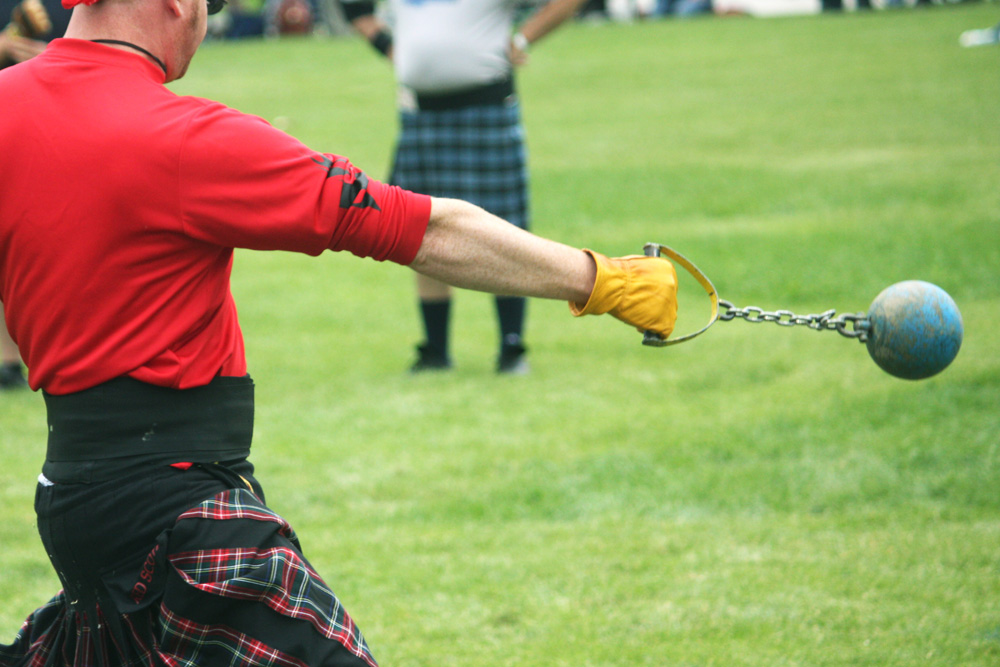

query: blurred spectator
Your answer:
[340,0,590,374]
[209,0,266,39]
[579,0,608,18]
[264,0,323,36]
[0,0,70,68]
[821,0,870,11]
[655,0,712,17]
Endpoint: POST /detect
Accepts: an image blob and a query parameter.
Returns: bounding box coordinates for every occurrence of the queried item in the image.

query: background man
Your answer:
[342,0,590,374]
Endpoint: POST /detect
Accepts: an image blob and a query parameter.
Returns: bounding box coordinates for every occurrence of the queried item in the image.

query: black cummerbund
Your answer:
[415,76,515,111]
[43,375,254,464]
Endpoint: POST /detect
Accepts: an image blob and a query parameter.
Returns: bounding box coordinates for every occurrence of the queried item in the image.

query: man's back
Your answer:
[0,39,248,393]
[0,38,427,394]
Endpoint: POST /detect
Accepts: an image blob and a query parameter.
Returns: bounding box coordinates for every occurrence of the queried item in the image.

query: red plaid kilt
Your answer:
[1,464,377,667]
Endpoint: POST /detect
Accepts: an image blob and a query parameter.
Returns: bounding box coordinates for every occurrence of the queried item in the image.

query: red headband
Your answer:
[62,0,101,8]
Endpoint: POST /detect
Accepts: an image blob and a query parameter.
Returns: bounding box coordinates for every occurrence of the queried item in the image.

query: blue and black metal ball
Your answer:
[865,281,963,380]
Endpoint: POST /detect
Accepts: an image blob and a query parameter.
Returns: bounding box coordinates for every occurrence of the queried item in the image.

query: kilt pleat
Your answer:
[2,472,376,667]
[390,99,530,229]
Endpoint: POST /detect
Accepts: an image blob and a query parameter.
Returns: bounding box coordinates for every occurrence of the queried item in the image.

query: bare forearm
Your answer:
[409,197,595,303]
[349,14,382,41]
[0,31,46,64]
[518,0,589,43]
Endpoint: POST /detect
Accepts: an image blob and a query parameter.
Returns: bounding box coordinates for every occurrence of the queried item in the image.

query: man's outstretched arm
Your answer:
[410,197,679,338]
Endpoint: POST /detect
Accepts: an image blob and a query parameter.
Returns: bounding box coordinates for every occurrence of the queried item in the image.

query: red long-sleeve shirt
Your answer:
[0,39,431,394]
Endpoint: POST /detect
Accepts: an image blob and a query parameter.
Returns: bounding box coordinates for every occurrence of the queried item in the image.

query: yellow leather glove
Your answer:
[569,249,678,338]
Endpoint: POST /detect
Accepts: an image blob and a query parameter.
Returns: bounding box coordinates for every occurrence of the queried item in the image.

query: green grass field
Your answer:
[2,4,999,665]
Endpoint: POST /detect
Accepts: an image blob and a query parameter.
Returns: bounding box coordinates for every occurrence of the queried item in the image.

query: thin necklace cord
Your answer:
[90,39,168,77]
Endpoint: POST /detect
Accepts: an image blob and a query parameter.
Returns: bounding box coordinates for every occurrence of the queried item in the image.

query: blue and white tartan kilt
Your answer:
[389,98,530,230]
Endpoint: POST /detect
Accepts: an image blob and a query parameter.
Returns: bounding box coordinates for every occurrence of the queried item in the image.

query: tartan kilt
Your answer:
[389,98,530,230]
[0,461,376,667]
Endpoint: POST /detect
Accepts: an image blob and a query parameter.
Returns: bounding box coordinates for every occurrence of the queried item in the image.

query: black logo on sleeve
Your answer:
[312,155,381,211]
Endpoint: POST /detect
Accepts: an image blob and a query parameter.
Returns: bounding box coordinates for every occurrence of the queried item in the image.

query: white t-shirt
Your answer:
[387,0,520,93]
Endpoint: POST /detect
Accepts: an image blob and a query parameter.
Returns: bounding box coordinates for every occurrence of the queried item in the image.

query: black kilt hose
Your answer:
[0,376,377,667]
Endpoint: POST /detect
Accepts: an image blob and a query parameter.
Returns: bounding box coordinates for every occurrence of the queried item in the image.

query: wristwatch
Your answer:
[512,31,530,53]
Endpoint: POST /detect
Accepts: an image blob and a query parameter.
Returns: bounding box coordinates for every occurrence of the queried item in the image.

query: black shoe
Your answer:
[497,344,529,375]
[0,362,27,390]
[410,344,452,373]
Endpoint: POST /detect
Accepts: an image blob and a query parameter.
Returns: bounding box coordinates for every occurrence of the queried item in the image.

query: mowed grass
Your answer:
[2,4,999,665]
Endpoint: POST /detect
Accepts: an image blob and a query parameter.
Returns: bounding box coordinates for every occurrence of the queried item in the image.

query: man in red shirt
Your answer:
[0,0,678,662]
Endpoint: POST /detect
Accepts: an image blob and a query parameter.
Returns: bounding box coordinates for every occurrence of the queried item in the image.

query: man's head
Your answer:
[62,0,225,81]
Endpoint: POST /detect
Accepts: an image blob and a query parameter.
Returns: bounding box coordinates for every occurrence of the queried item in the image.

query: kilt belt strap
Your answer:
[43,375,254,470]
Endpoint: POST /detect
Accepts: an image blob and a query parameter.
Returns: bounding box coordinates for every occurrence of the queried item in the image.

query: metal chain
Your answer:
[717,299,870,342]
